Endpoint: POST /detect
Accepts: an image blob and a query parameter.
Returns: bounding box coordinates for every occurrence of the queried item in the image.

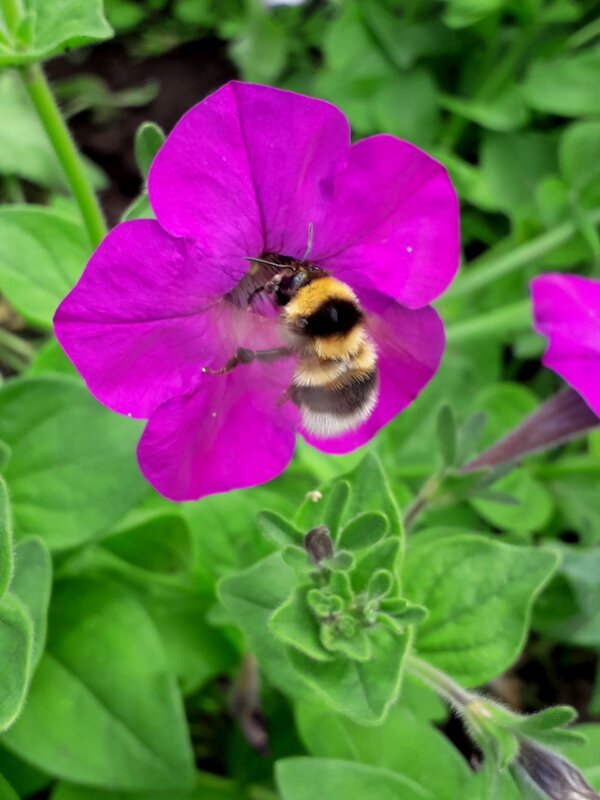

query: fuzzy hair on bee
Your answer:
[205,256,379,438]
[280,272,378,438]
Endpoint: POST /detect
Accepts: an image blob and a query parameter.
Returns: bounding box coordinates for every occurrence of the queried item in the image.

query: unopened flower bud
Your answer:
[304,525,334,564]
[516,740,599,800]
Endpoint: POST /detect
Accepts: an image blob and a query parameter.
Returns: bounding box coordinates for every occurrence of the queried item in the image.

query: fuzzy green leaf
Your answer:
[3,577,194,790]
[404,534,558,686]
[287,625,411,724]
[0,594,33,733]
[0,377,146,551]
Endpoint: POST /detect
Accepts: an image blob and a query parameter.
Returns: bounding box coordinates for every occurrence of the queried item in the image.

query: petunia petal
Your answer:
[531,273,600,417]
[137,359,297,501]
[54,219,248,419]
[300,289,445,454]
[148,81,350,261]
[312,135,460,310]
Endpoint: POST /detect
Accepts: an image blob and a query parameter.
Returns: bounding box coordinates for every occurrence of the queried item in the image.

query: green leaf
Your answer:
[0,774,18,800]
[522,48,600,116]
[218,553,313,699]
[0,0,113,66]
[121,191,154,222]
[373,69,440,148]
[135,122,165,179]
[257,510,301,549]
[3,576,194,790]
[10,537,51,667]
[0,594,33,733]
[103,513,192,575]
[559,121,600,201]
[0,477,14,598]
[404,534,558,686]
[337,512,388,551]
[480,132,558,219]
[0,73,103,190]
[351,537,400,594]
[276,757,429,800]
[28,338,78,378]
[440,86,529,132]
[0,206,90,329]
[344,454,402,540]
[270,587,332,662]
[50,771,241,799]
[295,702,473,799]
[321,481,351,538]
[287,625,411,724]
[0,377,146,551]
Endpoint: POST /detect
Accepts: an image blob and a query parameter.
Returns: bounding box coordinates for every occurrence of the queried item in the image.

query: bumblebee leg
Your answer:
[203,346,293,376]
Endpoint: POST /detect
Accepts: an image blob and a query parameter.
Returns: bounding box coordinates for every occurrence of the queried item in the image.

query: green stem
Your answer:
[406,655,474,711]
[447,207,600,299]
[0,327,35,361]
[568,16,600,49]
[20,65,106,247]
[445,299,531,345]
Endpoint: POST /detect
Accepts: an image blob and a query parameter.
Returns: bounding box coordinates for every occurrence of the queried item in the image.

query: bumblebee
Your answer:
[205,255,378,438]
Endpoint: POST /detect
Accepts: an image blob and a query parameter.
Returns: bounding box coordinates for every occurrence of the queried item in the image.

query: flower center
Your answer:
[226,253,302,313]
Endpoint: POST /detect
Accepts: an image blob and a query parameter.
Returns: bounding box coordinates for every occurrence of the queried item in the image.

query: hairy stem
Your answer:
[406,655,474,711]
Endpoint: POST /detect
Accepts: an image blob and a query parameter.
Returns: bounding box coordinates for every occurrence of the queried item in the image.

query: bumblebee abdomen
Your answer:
[291,366,378,438]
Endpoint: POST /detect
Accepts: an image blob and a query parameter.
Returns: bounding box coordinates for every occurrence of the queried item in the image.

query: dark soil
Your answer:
[47,38,236,226]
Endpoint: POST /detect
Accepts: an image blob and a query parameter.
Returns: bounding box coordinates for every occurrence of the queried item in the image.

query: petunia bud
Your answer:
[516,739,600,800]
[304,525,334,564]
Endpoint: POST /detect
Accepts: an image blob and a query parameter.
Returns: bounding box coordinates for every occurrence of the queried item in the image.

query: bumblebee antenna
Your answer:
[302,222,314,262]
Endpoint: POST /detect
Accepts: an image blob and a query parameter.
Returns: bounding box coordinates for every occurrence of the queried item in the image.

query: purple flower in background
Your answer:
[531,274,600,418]
[54,82,459,501]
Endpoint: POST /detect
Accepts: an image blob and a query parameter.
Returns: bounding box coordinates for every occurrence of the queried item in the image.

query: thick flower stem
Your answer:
[20,65,107,247]
[446,207,600,299]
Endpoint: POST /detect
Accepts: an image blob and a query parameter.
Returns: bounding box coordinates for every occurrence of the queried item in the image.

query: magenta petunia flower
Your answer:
[531,273,600,418]
[54,82,460,501]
